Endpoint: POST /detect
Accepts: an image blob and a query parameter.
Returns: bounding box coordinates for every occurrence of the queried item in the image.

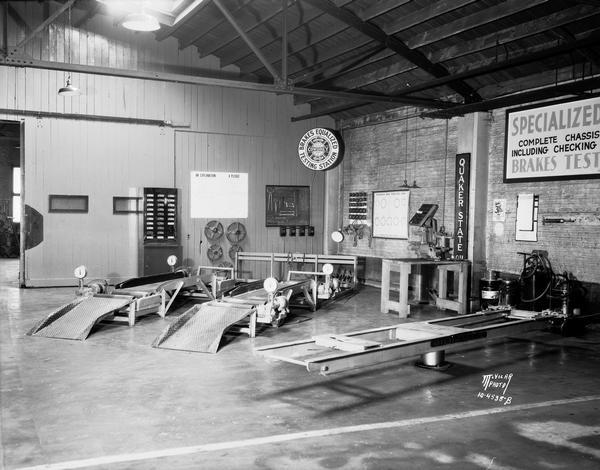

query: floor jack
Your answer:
[255,307,598,375]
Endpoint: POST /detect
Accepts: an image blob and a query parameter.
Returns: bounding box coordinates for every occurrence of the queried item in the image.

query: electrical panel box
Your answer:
[144,187,177,243]
[142,187,180,275]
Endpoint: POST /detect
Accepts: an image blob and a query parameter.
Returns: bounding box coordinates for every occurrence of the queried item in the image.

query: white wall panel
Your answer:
[1,2,333,285]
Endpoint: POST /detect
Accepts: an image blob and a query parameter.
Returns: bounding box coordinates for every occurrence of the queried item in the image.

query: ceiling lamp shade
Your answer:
[122,12,160,31]
[58,76,79,96]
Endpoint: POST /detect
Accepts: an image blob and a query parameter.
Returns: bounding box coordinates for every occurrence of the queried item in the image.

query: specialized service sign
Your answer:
[504,95,600,182]
[298,128,341,171]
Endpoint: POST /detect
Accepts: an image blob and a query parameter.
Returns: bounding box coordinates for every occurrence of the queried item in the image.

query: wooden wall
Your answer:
[0,3,332,285]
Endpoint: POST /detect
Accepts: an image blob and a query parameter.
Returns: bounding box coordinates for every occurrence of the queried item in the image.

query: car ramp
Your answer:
[28,294,134,341]
[152,302,255,353]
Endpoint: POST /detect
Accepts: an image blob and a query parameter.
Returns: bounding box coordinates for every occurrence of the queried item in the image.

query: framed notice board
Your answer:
[372,190,410,239]
[265,185,310,227]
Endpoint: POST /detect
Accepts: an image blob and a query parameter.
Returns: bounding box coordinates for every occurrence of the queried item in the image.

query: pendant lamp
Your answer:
[122,12,160,31]
[59,5,79,96]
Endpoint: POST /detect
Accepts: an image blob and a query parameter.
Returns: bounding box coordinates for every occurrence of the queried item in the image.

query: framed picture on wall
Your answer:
[372,190,410,239]
[265,185,310,227]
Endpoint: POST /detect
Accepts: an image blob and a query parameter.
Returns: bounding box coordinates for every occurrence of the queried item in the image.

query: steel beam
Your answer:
[212,0,281,82]
[0,107,176,127]
[0,55,451,107]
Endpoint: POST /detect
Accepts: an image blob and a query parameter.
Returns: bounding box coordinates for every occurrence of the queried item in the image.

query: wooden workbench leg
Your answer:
[438,266,448,302]
[399,264,410,318]
[380,260,391,313]
[458,264,467,314]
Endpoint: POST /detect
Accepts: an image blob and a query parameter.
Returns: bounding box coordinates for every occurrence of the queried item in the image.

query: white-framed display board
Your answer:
[372,190,410,239]
[190,171,248,218]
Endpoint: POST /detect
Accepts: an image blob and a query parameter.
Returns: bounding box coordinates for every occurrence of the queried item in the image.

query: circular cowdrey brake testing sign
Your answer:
[298,127,341,170]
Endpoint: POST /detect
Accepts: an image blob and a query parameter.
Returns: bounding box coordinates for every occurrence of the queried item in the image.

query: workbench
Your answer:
[380,258,470,317]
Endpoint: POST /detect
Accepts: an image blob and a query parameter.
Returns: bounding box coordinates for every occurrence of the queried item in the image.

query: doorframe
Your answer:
[18,120,25,287]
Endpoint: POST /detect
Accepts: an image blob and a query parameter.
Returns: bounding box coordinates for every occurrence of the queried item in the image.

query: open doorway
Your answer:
[0,120,22,286]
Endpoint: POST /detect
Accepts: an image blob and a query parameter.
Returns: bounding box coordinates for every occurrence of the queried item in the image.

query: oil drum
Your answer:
[480,278,502,309]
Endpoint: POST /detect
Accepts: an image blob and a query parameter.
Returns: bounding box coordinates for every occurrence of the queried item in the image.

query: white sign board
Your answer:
[372,190,410,239]
[190,171,248,218]
[504,95,600,182]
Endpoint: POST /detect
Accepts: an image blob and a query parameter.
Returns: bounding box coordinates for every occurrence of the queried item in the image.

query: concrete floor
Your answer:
[1,258,599,470]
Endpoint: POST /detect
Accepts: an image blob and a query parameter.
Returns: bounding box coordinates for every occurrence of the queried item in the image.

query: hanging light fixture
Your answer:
[122,11,160,31]
[58,76,79,96]
[58,5,79,96]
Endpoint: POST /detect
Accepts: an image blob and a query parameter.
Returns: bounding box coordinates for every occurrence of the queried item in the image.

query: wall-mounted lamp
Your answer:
[122,12,160,31]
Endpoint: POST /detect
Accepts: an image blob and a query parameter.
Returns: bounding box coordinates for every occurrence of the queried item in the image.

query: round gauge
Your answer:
[263,277,279,293]
[74,265,87,279]
[167,255,178,266]
[322,263,334,275]
[331,230,344,243]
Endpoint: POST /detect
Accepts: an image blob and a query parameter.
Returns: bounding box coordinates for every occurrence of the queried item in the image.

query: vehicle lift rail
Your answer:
[255,309,570,375]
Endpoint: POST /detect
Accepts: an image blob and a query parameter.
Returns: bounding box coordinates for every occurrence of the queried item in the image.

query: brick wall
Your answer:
[337,113,458,283]
[487,108,600,288]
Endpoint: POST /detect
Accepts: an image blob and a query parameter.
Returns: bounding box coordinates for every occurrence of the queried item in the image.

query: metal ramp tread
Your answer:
[153,303,254,353]
[28,294,134,340]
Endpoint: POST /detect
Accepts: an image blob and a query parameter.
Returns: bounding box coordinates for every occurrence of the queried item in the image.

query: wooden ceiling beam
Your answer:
[380,0,479,34]
[194,0,288,57]
[154,0,211,41]
[356,0,410,20]
[301,0,481,102]
[291,0,478,92]
[291,44,386,85]
[403,0,549,49]
[548,27,600,68]
[9,0,76,56]
[392,30,600,97]
[422,75,600,119]
[6,3,32,36]
[219,0,353,68]
[294,5,599,105]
